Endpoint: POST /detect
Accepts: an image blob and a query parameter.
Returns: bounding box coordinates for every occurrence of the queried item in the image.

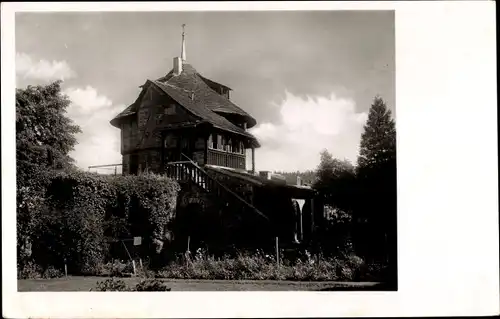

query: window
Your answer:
[208,134,213,149]
[164,104,176,115]
[239,141,245,154]
[156,114,163,125]
[227,139,233,153]
[217,135,224,151]
[181,137,189,149]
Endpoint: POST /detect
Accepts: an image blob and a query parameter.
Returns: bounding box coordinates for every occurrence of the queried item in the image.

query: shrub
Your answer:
[96,260,135,277]
[42,266,64,279]
[93,278,130,291]
[18,261,43,279]
[135,278,171,291]
[156,251,366,281]
[92,278,171,292]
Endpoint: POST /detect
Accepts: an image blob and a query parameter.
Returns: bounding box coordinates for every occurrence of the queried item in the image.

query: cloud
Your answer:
[249,91,368,172]
[64,86,123,172]
[16,52,76,83]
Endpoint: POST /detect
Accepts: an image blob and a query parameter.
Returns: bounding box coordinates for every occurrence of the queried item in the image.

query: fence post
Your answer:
[275,237,279,267]
[132,260,137,276]
[64,258,68,278]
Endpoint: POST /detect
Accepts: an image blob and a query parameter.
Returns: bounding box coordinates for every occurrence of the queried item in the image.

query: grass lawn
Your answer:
[18,276,386,291]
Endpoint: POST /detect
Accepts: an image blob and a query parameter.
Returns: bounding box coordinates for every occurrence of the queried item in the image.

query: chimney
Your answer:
[173,57,183,76]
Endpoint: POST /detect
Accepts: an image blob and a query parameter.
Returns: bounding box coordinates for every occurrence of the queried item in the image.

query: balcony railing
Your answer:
[207,148,245,170]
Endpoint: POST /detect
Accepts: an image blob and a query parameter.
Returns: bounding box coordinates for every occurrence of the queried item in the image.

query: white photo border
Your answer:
[2,1,498,318]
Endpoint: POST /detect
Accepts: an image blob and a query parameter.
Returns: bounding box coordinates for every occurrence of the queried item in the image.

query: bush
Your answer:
[96,260,135,277]
[42,266,64,279]
[135,278,171,291]
[18,262,64,279]
[156,251,366,281]
[94,278,131,291]
[93,278,171,291]
[18,261,43,279]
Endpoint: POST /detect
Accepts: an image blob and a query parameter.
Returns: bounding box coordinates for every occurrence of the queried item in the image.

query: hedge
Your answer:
[18,170,180,275]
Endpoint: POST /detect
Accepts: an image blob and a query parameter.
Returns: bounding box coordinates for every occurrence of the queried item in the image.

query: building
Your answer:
[110,26,323,253]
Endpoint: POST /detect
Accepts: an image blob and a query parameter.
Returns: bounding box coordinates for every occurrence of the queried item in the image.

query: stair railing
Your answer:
[165,154,269,222]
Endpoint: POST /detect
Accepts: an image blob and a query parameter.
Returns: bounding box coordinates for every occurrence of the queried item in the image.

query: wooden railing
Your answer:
[207,148,245,170]
[164,154,268,222]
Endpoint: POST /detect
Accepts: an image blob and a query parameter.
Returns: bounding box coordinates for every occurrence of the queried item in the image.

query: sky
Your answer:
[15,11,395,173]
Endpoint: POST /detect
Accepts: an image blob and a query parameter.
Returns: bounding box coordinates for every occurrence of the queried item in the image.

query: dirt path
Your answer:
[18,276,385,291]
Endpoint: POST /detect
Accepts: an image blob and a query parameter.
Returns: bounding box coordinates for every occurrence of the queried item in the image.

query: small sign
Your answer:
[133,236,142,246]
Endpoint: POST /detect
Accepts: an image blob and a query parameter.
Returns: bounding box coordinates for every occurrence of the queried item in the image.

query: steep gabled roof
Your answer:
[152,80,260,146]
[156,64,257,128]
[110,62,259,146]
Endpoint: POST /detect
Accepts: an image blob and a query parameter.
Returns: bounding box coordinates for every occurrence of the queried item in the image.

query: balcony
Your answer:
[207,148,246,170]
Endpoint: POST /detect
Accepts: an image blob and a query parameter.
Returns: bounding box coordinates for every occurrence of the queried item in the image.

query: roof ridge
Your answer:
[160,81,194,94]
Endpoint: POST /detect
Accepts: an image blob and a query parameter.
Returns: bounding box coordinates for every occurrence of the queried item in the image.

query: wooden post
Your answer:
[139,258,143,270]
[114,165,117,176]
[310,198,315,239]
[299,204,304,242]
[204,133,209,165]
[132,260,137,276]
[251,147,255,174]
[187,236,191,253]
[275,237,279,267]
[64,258,68,278]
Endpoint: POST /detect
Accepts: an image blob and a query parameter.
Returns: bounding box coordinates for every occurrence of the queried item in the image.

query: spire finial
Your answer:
[181,24,186,62]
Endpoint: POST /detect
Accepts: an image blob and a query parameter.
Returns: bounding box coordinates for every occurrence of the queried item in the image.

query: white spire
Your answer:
[181,24,186,62]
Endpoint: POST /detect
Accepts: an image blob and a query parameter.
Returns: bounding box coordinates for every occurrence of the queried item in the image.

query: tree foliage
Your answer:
[354,96,397,275]
[357,96,396,170]
[16,81,82,266]
[313,149,356,212]
[16,80,81,170]
[312,96,397,281]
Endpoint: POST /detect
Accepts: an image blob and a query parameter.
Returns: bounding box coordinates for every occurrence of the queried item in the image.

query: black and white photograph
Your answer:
[14,9,396,292]
[2,1,498,318]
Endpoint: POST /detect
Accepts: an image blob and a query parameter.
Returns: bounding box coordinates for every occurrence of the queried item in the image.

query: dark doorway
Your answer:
[130,154,138,175]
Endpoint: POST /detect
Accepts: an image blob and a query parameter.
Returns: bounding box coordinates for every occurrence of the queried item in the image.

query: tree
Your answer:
[16,80,81,170]
[354,96,397,286]
[314,149,356,209]
[357,96,396,170]
[312,150,356,256]
[16,80,82,265]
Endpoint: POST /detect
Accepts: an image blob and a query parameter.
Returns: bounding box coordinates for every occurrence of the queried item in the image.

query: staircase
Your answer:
[164,155,268,222]
[165,161,209,191]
